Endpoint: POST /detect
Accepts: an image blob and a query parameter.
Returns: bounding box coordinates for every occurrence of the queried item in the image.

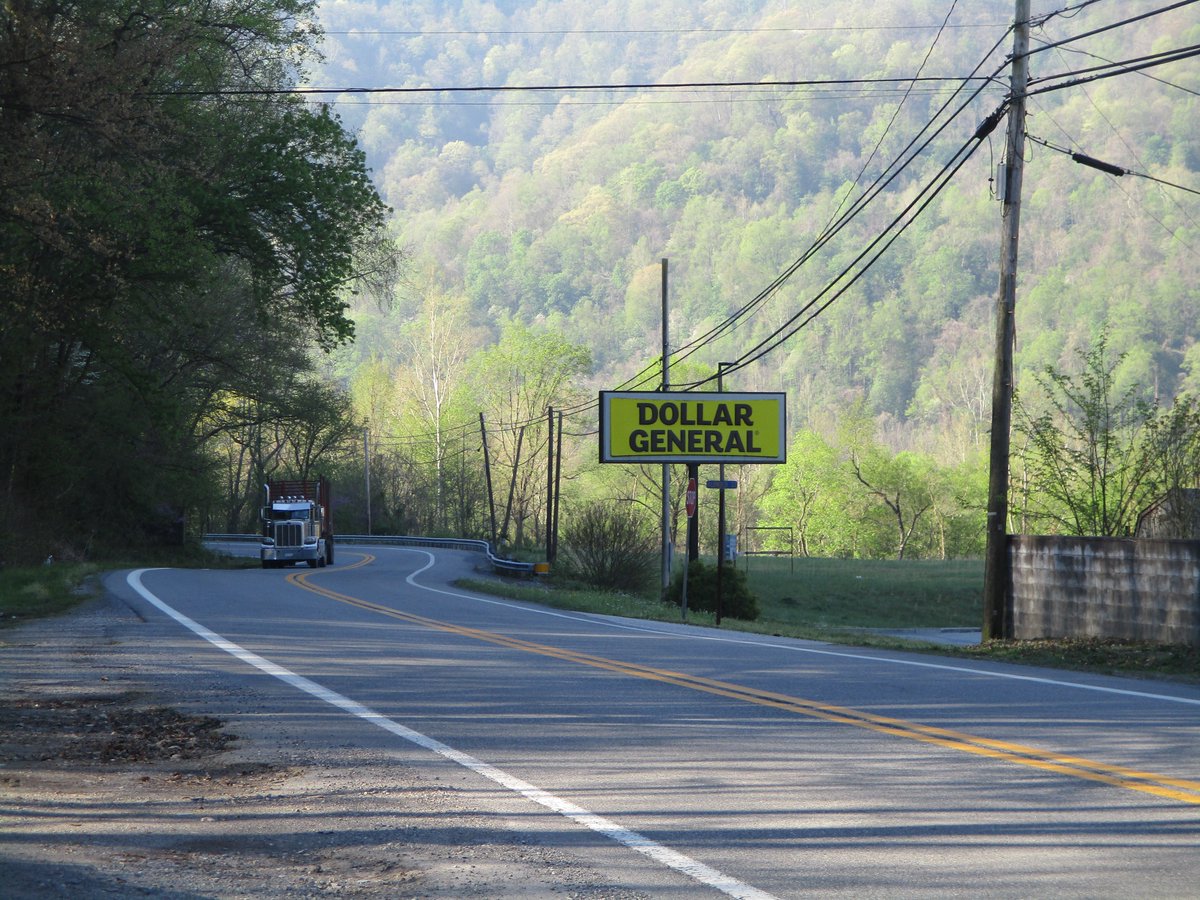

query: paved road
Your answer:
[114,545,1200,898]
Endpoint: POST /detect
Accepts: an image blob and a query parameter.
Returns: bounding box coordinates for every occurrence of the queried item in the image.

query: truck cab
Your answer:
[260,479,333,568]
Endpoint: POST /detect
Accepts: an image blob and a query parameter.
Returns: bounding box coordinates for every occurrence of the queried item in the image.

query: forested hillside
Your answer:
[316,0,1196,424]
[3,0,1195,565]
[303,0,1198,558]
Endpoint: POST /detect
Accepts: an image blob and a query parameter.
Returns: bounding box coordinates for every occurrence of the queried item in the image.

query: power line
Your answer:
[320,24,1009,37]
[708,127,991,382]
[1034,34,1200,234]
[1023,0,1200,59]
[1030,35,1200,98]
[397,35,1016,436]
[327,1,1194,442]
[660,41,1014,386]
[818,0,964,270]
[1027,133,1200,197]
[328,84,1005,108]
[150,75,996,99]
[1026,43,1200,97]
[1031,0,1107,26]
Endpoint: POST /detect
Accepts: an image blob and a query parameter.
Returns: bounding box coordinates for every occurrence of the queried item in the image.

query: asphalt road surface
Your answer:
[105,545,1200,897]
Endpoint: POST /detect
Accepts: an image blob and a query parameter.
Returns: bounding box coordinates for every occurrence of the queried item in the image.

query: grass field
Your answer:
[458,554,984,638]
[737,555,982,630]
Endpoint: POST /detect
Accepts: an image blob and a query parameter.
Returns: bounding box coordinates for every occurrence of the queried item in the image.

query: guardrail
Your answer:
[203,534,538,577]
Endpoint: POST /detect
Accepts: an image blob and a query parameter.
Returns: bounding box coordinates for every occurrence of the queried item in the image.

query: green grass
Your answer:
[737,555,982,630]
[0,547,257,627]
[457,555,982,638]
[0,562,105,623]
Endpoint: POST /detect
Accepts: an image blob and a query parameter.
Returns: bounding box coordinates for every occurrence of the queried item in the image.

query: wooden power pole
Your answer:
[983,0,1031,641]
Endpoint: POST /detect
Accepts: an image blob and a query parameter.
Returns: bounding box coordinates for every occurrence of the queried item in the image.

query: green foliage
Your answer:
[0,0,389,562]
[0,564,101,624]
[558,501,658,593]
[311,1,1195,481]
[759,424,985,560]
[760,429,860,557]
[465,322,592,547]
[668,559,760,621]
[742,555,981,629]
[1013,329,1186,536]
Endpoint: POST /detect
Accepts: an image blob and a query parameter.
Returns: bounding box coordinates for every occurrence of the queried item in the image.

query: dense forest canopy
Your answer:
[306,0,1198,557]
[314,0,1197,419]
[0,0,391,561]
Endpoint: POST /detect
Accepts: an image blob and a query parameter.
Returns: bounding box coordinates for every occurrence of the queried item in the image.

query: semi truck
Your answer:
[260,478,334,568]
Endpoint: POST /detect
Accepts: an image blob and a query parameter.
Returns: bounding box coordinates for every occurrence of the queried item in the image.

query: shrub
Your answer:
[667,559,760,621]
[558,501,657,592]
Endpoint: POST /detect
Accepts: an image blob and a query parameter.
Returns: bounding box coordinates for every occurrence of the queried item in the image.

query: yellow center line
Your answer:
[289,561,1200,806]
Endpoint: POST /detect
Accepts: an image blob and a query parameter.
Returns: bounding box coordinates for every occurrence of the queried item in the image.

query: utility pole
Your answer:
[500,424,525,550]
[983,0,1031,641]
[716,362,735,627]
[480,413,498,550]
[687,460,699,562]
[546,406,554,556]
[364,426,372,535]
[661,258,672,597]
[552,410,563,563]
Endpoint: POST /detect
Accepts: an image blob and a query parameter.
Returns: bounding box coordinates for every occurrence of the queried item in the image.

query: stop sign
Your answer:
[685,477,698,517]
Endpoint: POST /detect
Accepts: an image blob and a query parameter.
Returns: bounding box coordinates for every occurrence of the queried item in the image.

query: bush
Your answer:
[558,501,657,593]
[667,559,759,621]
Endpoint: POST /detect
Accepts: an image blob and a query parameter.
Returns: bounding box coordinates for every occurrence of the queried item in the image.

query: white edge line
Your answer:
[397,549,1200,708]
[126,569,777,900]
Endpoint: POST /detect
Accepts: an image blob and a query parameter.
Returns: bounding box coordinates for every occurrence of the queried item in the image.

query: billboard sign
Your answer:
[599,391,786,464]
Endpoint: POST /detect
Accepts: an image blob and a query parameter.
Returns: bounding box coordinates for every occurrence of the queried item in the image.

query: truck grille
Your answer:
[276,522,304,548]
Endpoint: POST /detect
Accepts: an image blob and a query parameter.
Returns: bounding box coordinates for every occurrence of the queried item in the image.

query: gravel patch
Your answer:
[0,590,649,899]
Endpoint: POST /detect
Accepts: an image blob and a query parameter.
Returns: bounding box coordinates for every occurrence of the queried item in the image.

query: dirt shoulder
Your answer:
[0,588,646,899]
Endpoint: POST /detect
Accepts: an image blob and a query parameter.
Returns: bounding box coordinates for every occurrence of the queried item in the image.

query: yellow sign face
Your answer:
[599,391,786,464]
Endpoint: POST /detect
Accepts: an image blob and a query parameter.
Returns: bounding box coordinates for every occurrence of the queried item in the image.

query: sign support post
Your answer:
[660,259,671,600]
[716,363,736,625]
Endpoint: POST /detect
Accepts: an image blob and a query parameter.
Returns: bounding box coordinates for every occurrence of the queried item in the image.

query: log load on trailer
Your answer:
[260,478,334,569]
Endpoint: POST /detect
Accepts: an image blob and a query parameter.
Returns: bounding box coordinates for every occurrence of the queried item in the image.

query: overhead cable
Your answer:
[145,75,996,99]
[1027,134,1200,196]
[1026,43,1200,97]
[1022,0,1200,59]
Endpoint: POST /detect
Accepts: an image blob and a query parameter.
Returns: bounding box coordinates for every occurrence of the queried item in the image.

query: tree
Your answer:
[394,285,479,532]
[465,321,591,548]
[0,0,390,560]
[848,448,935,561]
[1013,330,1169,536]
[760,430,851,557]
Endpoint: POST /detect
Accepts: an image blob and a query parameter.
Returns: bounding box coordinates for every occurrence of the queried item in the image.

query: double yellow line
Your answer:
[289,559,1200,805]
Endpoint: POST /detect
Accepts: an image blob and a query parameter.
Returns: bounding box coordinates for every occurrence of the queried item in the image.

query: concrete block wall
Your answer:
[1010,536,1200,646]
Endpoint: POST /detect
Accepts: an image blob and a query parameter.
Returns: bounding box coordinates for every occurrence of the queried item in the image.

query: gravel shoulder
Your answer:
[0,584,647,899]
